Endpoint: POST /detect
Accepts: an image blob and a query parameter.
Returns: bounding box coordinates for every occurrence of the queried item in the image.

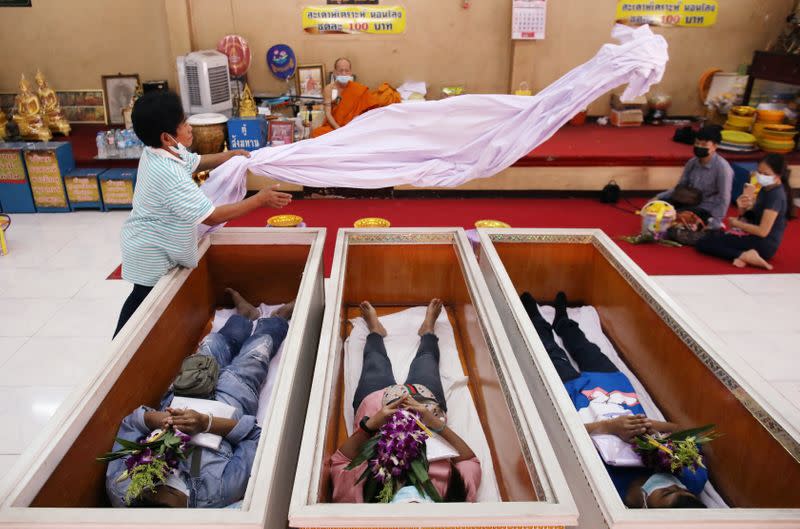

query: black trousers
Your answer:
[113,284,153,338]
[696,230,779,261]
[352,332,448,412]
[520,296,616,382]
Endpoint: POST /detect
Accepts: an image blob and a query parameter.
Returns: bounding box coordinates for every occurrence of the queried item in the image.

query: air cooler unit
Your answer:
[176,50,232,116]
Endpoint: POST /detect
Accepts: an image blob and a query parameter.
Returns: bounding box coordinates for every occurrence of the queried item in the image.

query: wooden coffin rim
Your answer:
[289,228,578,528]
[477,227,800,527]
[0,228,326,528]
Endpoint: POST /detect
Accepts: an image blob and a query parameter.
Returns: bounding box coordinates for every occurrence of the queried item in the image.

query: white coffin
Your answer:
[289,228,578,528]
[476,228,800,529]
[0,228,327,529]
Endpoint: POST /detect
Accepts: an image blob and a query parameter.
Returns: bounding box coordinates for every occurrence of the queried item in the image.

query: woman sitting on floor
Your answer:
[696,153,795,270]
[521,291,708,509]
[330,299,481,503]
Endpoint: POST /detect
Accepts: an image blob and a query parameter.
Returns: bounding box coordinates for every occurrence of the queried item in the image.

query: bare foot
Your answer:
[360,301,387,337]
[225,288,261,320]
[732,258,746,268]
[272,299,295,321]
[418,298,443,336]
[737,249,773,270]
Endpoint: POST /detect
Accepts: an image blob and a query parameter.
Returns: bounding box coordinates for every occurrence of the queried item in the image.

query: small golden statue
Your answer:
[13,74,52,141]
[35,69,70,136]
[238,83,258,117]
[0,108,8,141]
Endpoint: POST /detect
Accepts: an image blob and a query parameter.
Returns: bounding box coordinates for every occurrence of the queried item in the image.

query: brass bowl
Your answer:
[731,106,757,117]
[474,219,511,228]
[354,217,390,228]
[267,214,303,227]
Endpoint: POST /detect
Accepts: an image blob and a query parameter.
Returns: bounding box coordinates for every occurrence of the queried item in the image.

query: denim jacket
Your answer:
[106,406,261,508]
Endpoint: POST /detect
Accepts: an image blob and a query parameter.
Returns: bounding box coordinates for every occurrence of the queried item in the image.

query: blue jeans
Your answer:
[352,333,448,412]
[196,314,289,415]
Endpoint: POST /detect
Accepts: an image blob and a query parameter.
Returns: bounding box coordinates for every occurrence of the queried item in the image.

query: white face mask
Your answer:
[640,473,686,508]
[335,75,353,85]
[166,134,190,159]
[755,172,777,187]
[390,485,434,504]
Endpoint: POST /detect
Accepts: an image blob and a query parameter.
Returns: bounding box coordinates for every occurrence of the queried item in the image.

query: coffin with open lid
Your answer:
[289,228,578,528]
[0,228,326,529]
[476,228,800,528]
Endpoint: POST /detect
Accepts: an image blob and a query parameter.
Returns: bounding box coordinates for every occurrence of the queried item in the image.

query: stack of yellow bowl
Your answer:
[752,108,786,140]
[758,124,797,154]
[724,106,756,132]
[720,130,758,152]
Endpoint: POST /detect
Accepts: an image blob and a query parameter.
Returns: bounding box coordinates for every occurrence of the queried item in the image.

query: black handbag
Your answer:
[601,180,621,203]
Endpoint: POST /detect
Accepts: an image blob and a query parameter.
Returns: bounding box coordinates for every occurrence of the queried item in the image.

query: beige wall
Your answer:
[187,0,513,97]
[512,0,794,115]
[0,0,174,92]
[0,0,794,117]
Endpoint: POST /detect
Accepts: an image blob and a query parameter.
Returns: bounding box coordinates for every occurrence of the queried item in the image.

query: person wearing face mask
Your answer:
[520,291,709,509]
[311,57,400,138]
[655,125,733,230]
[696,153,796,270]
[113,91,293,338]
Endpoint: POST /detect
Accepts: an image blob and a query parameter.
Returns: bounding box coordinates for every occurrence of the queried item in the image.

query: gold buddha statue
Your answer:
[13,74,51,141]
[238,83,258,117]
[0,108,8,141]
[35,69,70,136]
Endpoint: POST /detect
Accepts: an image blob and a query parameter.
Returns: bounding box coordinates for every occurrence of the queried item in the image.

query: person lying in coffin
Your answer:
[330,299,481,503]
[104,289,293,508]
[521,291,709,509]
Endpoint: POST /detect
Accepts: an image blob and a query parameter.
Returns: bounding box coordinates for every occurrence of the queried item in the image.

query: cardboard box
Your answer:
[610,108,643,127]
[610,93,647,112]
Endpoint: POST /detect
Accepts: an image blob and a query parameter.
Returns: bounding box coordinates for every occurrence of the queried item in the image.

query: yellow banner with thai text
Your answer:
[302,6,406,34]
[616,1,718,27]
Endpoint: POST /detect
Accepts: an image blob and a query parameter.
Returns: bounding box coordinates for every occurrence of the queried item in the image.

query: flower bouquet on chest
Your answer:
[632,424,720,475]
[97,427,192,504]
[346,408,442,503]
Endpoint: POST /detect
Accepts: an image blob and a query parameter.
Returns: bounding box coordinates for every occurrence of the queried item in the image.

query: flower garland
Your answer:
[632,424,719,475]
[97,428,192,505]
[346,408,442,503]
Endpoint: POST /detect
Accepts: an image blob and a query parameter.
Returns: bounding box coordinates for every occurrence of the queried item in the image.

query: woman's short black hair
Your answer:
[131,91,185,148]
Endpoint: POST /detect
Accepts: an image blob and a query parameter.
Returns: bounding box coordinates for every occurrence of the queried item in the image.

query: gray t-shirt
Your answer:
[657,153,733,229]
[745,185,787,250]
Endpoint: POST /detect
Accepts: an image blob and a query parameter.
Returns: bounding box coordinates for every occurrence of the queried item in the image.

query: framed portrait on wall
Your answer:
[57,90,107,124]
[268,120,295,146]
[102,74,140,125]
[295,64,325,99]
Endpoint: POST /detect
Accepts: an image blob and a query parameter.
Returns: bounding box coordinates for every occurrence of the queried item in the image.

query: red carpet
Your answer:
[520,124,800,167]
[219,198,799,277]
[107,197,800,279]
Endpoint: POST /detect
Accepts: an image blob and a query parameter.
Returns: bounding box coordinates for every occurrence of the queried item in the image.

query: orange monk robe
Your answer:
[311,81,400,138]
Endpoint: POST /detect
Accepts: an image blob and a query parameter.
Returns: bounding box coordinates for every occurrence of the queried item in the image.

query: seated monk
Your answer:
[311,57,400,138]
[521,291,709,509]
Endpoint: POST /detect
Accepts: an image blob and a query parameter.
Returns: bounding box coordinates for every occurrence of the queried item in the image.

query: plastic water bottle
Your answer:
[105,130,117,158]
[115,130,126,157]
[96,131,107,158]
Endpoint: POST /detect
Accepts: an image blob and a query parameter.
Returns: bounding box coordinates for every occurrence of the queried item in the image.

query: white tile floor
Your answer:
[0,212,798,488]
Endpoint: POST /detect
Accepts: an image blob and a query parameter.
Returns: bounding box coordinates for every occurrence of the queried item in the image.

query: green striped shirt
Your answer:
[120,147,214,287]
